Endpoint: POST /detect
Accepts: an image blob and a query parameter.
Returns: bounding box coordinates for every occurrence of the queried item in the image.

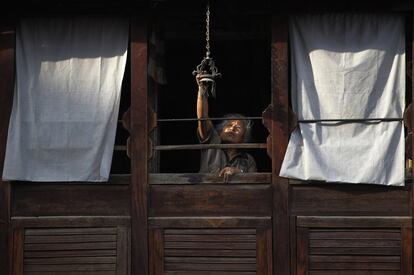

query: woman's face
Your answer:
[219,119,246,143]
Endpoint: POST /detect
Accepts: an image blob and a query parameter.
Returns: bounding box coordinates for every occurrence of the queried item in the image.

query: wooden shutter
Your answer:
[162,228,256,274]
[149,218,272,275]
[19,226,129,275]
[295,216,412,275]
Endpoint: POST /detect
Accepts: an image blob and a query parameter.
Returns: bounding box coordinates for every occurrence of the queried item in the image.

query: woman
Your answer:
[196,75,257,182]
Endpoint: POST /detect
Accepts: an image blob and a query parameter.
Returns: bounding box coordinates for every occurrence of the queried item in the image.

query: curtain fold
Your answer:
[280,14,405,186]
[2,18,128,181]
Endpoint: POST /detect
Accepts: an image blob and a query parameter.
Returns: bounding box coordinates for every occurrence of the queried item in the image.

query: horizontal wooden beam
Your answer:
[164,32,268,41]
[149,216,271,228]
[12,183,130,217]
[149,173,271,184]
[149,184,272,217]
[157,116,263,122]
[155,143,267,151]
[12,174,130,185]
[11,216,131,227]
[289,179,412,186]
[290,184,411,216]
[297,216,412,228]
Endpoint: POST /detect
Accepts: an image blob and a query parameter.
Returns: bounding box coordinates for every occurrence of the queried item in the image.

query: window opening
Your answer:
[110,43,131,175]
[150,2,271,182]
[282,14,411,184]
[4,17,128,182]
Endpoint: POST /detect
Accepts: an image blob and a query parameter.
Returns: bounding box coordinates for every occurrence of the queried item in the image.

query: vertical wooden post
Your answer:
[130,16,148,275]
[271,14,290,275]
[0,19,15,275]
[149,228,164,275]
[296,226,309,275]
[411,9,414,275]
[10,227,23,275]
[290,216,297,275]
[402,224,413,275]
[257,226,273,275]
[117,226,130,275]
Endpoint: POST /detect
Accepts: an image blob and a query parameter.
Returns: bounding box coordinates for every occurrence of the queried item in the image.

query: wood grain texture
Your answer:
[165,272,255,275]
[130,15,148,275]
[308,271,400,275]
[296,216,412,274]
[0,19,15,275]
[402,225,412,275]
[296,227,309,275]
[411,11,414,275]
[308,228,402,270]
[290,184,411,216]
[116,226,130,275]
[411,8,414,200]
[24,272,116,275]
[12,184,130,217]
[257,226,272,275]
[22,226,129,274]
[290,216,297,275]
[0,183,11,275]
[11,228,24,275]
[147,81,159,172]
[11,216,130,228]
[154,143,267,150]
[297,216,412,228]
[163,228,257,274]
[149,228,164,275]
[149,173,271,185]
[149,217,271,229]
[271,14,290,275]
[149,185,272,217]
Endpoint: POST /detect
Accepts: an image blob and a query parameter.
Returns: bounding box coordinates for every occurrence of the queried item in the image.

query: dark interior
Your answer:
[155,2,271,173]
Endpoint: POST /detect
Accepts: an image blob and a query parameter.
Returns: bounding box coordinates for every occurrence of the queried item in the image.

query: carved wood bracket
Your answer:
[122,107,131,158]
[121,106,157,160]
[147,107,157,160]
[262,104,273,158]
[404,103,412,160]
[263,104,298,159]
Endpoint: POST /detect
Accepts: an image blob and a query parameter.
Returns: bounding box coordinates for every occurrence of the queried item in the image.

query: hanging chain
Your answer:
[205,0,210,58]
[193,0,221,98]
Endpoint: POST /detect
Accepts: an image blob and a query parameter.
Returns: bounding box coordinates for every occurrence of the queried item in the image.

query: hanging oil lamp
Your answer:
[192,0,221,98]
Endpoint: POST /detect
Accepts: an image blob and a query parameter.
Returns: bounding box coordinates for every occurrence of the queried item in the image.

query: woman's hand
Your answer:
[196,74,211,93]
[219,167,242,183]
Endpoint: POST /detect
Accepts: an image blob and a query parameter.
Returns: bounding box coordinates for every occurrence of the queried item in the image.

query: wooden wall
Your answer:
[0,14,139,275]
[1,3,414,275]
[0,18,15,275]
[6,179,132,274]
[130,15,148,275]
[276,7,414,275]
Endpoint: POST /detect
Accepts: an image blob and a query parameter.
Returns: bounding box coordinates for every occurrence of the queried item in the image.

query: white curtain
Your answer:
[2,18,128,181]
[280,14,405,186]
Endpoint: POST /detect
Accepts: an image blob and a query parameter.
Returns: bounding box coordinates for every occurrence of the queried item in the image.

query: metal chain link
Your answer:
[193,0,221,98]
[205,0,210,58]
